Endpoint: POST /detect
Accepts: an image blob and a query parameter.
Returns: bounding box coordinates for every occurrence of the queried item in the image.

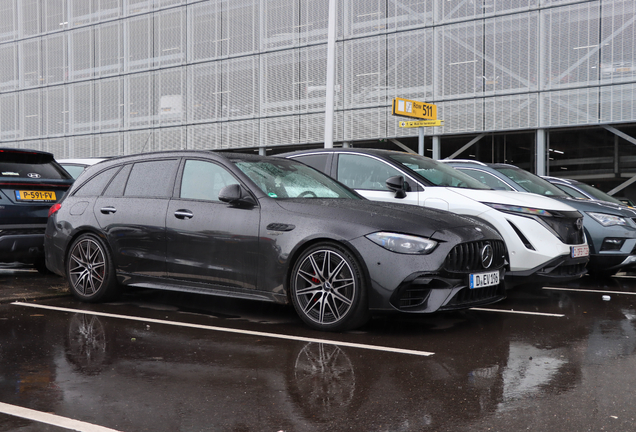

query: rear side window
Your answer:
[293,154,329,173]
[124,159,179,198]
[103,164,132,196]
[0,153,71,180]
[61,165,86,179]
[74,167,120,197]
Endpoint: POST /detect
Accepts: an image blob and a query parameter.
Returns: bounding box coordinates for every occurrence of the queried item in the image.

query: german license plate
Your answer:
[469,270,500,289]
[571,244,589,258]
[15,190,57,201]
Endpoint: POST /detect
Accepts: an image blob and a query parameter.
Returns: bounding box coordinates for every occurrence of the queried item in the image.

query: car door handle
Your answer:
[100,206,116,214]
[174,209,193,219]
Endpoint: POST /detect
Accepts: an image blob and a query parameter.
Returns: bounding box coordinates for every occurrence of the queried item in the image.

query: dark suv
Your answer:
[0,148,74,271]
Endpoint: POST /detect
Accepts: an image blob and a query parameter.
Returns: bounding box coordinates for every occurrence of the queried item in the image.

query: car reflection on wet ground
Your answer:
[1,269,636,431]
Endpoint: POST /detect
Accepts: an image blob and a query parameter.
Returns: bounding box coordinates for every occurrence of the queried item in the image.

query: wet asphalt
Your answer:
[1,268,636,431]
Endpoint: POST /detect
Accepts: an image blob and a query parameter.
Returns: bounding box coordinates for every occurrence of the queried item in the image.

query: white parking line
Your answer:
[544,287,636,296]
[12,302,435,357]
[0,402,122,432]
[470,307,565,317]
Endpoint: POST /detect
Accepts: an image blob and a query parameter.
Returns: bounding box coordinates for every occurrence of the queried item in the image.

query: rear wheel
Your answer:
[290,243,369,332]
[66,233,120,302]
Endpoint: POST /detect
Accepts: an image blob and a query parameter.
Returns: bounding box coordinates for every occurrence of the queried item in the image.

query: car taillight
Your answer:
[48,203,62,217]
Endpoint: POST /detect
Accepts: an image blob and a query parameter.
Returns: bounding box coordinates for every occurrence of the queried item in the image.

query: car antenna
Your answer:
[140,132,152,153]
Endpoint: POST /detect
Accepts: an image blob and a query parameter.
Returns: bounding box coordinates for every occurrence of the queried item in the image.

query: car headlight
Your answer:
[484,202,553,217]
[587,212,627,227]
[366,232,437,254]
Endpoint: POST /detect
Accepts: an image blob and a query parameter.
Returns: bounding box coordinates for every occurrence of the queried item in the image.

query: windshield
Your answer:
[388,153,491,189]
[234,158,360,199]
[572,182,624,205]
[495,167,568,197]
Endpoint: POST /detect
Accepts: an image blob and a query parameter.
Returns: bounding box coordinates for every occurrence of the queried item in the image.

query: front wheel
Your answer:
[66,233,120,302]
[290,243,369,332]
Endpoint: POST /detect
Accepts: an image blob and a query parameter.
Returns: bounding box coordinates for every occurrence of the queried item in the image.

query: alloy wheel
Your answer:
[293,248,357,327]
[68,237,106,297]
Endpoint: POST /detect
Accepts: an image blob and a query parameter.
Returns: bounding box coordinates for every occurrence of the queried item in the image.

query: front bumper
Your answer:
[388,272,507,312]
[588,253,636,273]
[587,236,636,274]
[349,235,508,313]
[506,253,588,287]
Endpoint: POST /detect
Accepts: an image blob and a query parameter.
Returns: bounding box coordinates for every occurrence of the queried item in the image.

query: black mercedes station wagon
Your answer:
[45,151,507,331]
[0,148,74,271]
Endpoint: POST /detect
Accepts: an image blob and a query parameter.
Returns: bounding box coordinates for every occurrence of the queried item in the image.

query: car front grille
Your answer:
[443,240,507,273]
[538,213,584,244]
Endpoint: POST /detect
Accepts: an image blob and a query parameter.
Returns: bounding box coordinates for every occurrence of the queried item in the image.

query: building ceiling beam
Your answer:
[608,174,636,196]
[445,133,486,160]
[604,125,636,147]
[390,138,417,154]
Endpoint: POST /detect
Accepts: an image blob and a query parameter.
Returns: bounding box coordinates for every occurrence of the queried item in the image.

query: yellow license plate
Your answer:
[16,190,57,201]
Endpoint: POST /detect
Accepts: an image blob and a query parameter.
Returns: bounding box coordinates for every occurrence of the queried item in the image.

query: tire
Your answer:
[290,243,369,332]
[66,233,120,302]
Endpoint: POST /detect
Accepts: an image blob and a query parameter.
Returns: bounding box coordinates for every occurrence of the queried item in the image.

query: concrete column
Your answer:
[259,147,266,156]
[432,136,440,160]
[536,129,546,176]
[323,0,336,148]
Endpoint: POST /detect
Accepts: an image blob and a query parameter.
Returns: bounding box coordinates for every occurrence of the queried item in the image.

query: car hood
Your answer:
[552,196,636,216]
[273,198,502,242]
[449,188,578,211]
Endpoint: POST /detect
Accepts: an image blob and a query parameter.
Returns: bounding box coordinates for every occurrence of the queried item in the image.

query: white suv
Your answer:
[281,148,589,287]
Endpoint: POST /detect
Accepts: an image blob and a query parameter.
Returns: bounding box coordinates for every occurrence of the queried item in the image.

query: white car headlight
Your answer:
[587,212,627,227]
[366,232,437,254]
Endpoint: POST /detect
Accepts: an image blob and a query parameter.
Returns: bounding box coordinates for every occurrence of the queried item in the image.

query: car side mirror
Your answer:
[386,175,407,199]
[218,184,256,206]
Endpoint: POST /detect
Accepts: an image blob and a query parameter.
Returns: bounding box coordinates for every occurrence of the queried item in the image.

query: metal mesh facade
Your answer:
[0,0,634,157]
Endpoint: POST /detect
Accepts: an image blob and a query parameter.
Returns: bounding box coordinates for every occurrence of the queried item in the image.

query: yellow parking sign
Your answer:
[392,97,437,120]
